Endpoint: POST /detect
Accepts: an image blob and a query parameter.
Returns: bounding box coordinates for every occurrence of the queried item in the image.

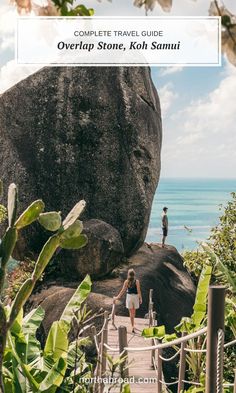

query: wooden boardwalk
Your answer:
[93,288,232,393]
[107,316,158,393]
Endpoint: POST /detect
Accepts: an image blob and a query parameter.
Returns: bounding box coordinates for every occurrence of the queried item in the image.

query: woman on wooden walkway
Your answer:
[113,268,142,333]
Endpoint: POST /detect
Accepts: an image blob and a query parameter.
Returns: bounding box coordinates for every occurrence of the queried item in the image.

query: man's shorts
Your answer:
[162,227,168,237]
[126,294,140,309]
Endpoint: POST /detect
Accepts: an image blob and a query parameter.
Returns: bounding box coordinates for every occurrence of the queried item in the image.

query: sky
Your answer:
[0,0,236,178]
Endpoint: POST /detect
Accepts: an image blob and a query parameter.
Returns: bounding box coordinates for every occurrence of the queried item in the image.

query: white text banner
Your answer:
[16,17,221,66]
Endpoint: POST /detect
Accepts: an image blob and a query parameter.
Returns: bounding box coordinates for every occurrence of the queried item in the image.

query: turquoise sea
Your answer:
[146,178,236,252]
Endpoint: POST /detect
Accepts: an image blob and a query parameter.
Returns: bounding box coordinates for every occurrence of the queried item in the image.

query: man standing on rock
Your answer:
[161,207,168,248]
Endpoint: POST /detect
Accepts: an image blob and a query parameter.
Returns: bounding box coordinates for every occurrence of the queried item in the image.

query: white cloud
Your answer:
[159,66,183,77]
[158,82,178,118]
[0,60,41,94]
[180,66,236,137]
[176,132,203,145]
[161,64,236,178]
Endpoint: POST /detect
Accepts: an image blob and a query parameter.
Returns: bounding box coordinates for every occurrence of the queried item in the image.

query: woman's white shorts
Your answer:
[126,294,140,309]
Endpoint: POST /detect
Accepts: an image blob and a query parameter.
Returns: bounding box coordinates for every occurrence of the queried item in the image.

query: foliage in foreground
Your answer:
[183,192,236,286]
[3,275,93,393]
[135,0,236,66]
[183,192,236,385]
[0,182,88,392]
[143,245,236,390]
[142,265,212,387]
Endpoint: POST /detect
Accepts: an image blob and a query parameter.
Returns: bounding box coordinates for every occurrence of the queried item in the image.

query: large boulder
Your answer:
[0,67,162,257]
[59,219,124,279]
[93,243,196,331]
[29,244,195,335]
[28,286,113,337]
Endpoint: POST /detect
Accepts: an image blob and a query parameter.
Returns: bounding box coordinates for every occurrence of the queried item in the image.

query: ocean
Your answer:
[146,178,236,252]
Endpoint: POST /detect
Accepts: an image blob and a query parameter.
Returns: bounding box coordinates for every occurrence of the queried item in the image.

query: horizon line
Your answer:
[159,177,236,180]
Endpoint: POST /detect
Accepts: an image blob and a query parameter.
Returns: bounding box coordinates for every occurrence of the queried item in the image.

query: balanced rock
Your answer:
[0,67,162,257]
[59,219,124,279]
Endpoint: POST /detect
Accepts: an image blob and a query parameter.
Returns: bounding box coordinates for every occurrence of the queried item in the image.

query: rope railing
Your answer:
[159,348,181,362]
[224,338,236,348]
[184,347,207,353]
[91,286,233,393]
[96,312,110,337]
[182,380,203,386]
[160,380,178,386]
[103,343,119,352]
[121,327,207,352]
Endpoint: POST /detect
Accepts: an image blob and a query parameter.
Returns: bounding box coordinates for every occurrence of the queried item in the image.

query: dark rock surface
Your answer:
[29,244,195,336]
[0,67,162,257]
[93,243,196,332]
[59,219,124,279]
[29,287,113,340]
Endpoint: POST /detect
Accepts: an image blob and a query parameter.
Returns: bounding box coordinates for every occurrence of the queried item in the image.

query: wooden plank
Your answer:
[106,316,158,393]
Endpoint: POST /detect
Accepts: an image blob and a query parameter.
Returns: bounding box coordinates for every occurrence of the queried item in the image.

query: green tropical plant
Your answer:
[52,1,94,16]
[182,193,236,386]
[0,182,88,393]
[183,192,236,285]
[0,205,7,225]
[142,265,212,338]
[3,275,93,393]
[142,265,212,385]
[105,354,130,393]
[0,181,7,225]
[202,244,236,294]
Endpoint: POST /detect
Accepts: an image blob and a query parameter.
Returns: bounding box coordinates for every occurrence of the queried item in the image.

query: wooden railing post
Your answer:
[101,311,109,377]
[206,286,225,393]
[151,311,157,369]
[149,289,154,327]
[152,311,157,325]
[234,369,236,393]
[97,311,109,393]
[157,348,162,393]
[95,342,101,393]
[111,302,117,329]
[177,332,187,393]
[91,326,99,393]
[118,325,129,379]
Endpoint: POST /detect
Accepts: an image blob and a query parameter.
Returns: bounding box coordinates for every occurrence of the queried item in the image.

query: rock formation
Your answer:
[28,244,194,393]
[29,244,195,335]
[0,67,162,260]
[59,219,124,279]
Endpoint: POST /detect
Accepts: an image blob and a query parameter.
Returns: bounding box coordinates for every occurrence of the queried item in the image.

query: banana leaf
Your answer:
[44,321,69,364]
[191,265,212,328]
[39,356,67,392]
[141,325,166,339]
[202,243,236,293]
[60,275,92,328]
[22,307,45,364]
